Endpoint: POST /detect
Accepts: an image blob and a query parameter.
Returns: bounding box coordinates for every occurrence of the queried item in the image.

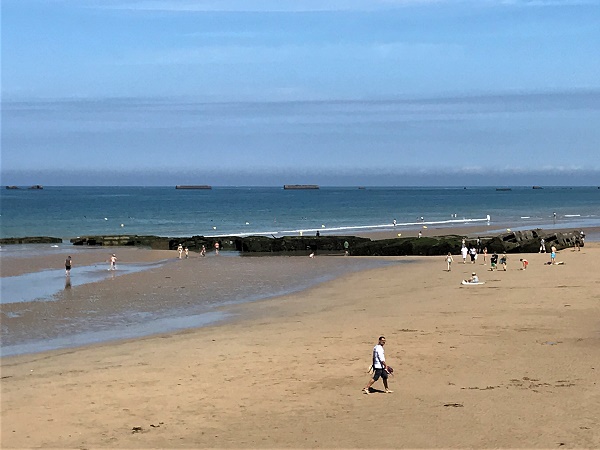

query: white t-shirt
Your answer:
[372,344,385,369]
[461,247,468,257]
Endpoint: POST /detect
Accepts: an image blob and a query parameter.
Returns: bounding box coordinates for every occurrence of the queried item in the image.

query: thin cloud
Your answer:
[90,0,443,13]
[86,0,598,12]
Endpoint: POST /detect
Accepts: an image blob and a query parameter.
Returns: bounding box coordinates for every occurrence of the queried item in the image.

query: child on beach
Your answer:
[184,247,189,259]
[463,272,479,283]
[445,252,453,271]
[482,247,488,265]
[200,245,206,257]
[490,253,498,271]
[109,254,117,271]
[500,253,507,271]
[520,258,528,270]
[469,246,477,264]
[551,246,557,264]
[177,244,183,259]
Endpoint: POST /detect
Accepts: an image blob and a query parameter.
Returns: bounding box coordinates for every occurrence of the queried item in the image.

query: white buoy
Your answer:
[120,224,124,227]
[104,217,108,221]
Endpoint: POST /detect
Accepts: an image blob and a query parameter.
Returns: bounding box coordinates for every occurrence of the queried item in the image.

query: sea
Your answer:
[2,186,599,240]
[1,186,599,356]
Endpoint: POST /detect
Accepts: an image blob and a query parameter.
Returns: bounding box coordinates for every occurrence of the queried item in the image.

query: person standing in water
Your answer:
[65,256,72,276]
[109,253,117,270]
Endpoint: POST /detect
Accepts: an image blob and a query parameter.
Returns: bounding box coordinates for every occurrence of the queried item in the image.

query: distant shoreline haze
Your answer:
[2,170,600,187]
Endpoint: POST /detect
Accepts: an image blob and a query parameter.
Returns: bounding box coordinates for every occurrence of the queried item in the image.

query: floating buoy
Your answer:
[245,222,250,225]
[104,217,108,221]
[213,226,217,230]
[321,224,325,228]
[120,224,124,227]
[423,225,428,229]
[397,233,402,237]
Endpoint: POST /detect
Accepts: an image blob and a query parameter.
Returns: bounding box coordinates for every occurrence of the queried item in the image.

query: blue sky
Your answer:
[2,0,599,186]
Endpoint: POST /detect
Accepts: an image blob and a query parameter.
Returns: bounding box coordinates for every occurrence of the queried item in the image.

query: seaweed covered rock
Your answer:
[0,236,62,245]
[351,235,464,256]
[71,235,171,249]
[236,235,370,254]
[484,229,579,253]
[67,229,582,255]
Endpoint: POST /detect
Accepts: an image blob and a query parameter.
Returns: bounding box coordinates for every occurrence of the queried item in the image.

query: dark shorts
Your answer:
[373,368,388,381]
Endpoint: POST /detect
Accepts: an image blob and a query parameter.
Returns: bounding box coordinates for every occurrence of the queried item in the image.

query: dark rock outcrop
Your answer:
[0,236,62,245]
[481,229,580,254]
[70,235,171,249]
[351,235,464,256]
[66,229,580,255]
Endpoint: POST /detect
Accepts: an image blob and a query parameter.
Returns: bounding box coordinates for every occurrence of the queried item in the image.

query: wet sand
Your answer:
[0,247,175,278]
[1,248,401,356]
[1,228,599,447]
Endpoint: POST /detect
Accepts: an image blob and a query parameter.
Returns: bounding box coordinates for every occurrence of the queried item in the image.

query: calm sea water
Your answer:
[1,186,599,240]
[2,185,599,356]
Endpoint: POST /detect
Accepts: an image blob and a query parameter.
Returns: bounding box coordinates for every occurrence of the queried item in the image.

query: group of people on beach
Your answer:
[64,252,117,276]
[177,244,190,259]
[446,231,583,284]
[175,243,217,259]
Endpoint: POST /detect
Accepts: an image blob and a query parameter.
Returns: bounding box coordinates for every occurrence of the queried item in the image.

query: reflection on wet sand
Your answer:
[1,255,401,356]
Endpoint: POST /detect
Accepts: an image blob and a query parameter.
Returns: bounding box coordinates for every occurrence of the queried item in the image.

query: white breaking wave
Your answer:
[205,215,491,238]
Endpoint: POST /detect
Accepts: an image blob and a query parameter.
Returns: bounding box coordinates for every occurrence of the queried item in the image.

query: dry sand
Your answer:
[1,241,599,448]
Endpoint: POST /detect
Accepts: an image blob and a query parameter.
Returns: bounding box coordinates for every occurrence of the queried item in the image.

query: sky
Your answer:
[1,0,600,186]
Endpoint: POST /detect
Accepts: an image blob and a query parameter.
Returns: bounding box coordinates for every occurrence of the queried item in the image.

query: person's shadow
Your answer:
[366,387,387,394]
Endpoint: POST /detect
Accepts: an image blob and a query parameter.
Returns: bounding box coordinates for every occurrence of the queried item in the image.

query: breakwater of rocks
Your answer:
[1,229,582,256]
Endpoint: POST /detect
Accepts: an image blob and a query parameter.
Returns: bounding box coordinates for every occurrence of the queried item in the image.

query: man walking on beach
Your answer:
[363,336,393,394]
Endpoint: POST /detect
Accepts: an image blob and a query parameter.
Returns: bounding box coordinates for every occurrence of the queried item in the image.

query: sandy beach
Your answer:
[1,232,599,448]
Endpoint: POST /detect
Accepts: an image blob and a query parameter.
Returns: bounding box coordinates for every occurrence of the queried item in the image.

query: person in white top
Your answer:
[109,254,117,271]
[363,336,393,394]
[461,245,468,264]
